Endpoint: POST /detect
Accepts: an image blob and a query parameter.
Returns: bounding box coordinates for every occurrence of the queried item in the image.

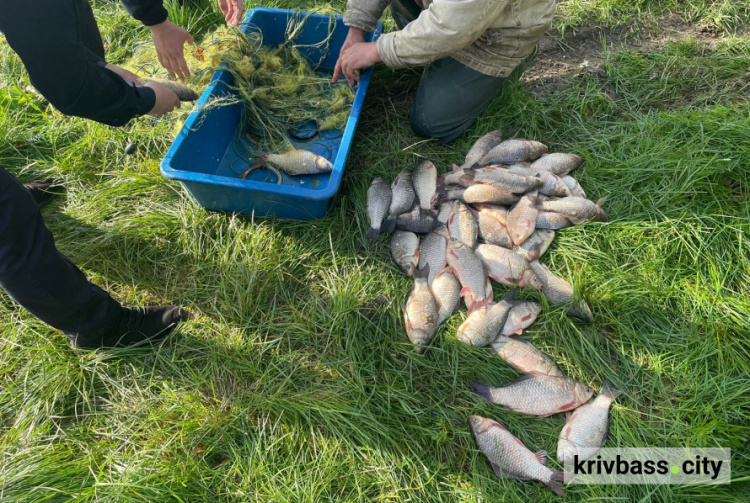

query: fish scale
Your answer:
[448,201,478,249]
[460,129,503,169]
[413,160,437,210]
[478,139,548,165]
[457,296,514,347]
[557,383,621,464]
[469,416,565,496]
[366,177,391,242]
[404,267,438,353]
[507,190,539,246]
[418,226,449,285]
[528,260,592,321]
[431,267,461,325]
[389,170,416,218]
[490,336,561,375]
[446,239,488,308]
[390,230,419,276]
[475,204,512,249]
[501,301,542,336]
[471,374,593,416]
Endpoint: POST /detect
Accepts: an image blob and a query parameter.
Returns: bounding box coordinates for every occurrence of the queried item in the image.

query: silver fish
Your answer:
[366,177,392,242]
[501,301,542,336]
[490,336,562,375]
[390,230,420,276]
[384,170,416,232]
[469,416,565,496]
[528,261,593,321]
[446,239,488,309]
[413,160,438,210]
[463,275,494,311]
[508,163,571,197]
[557,382,622,464]
[263,149,333,175]
[448,201,478,249]
[403,265,438,353]
[461,129,503,169]
[448,184,519,206]
[457,293,514,347]
[535,196,607,222]
[507,191,539,246]
[418,225,449,285]
[478,139,548,165]
[471,374,594,416]
[536,211,574,230]
[475,244,540,289]
[462,166,544,194]
[396,206,438,234]
[562,175,587,198]
[530,153,583,176]
[514,229,555,261]
[436,201,453,225]
[475,204,512,249]
[431,267,462,325]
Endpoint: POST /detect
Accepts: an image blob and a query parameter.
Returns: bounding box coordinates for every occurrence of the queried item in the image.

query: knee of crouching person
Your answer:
[410,113,467,145]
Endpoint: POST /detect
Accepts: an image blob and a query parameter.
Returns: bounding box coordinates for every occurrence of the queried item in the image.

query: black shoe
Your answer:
[23,179,65,207]
[72,306,190,349]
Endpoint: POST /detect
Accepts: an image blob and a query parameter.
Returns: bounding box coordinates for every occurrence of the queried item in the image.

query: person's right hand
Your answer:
[141,80,181,117]
[217,0,244,26]
[149,20,195,81]
[333,27,365,86]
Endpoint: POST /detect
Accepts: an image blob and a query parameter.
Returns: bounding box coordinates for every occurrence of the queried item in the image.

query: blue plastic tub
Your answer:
[160,8,382,220]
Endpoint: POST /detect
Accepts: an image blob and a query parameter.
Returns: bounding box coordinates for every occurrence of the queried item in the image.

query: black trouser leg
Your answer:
[0,167,122,345]
[410,58,526,144]
[74,0,105,59]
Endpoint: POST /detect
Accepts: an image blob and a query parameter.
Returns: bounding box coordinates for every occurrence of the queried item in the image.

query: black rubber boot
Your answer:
[23,179,65,208]
[71,306,190,349]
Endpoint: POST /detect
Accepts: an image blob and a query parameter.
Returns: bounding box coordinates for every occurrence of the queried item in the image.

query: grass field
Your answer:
[1,0,749,501]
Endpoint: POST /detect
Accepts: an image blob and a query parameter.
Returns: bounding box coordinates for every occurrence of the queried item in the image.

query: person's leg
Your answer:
[410,58,526,144]
[73,0,105,59]
[0,167,187,349]
[388,0,422,30]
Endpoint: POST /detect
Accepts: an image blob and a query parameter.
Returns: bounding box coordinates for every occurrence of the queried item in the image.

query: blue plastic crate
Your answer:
[160,8,382,220]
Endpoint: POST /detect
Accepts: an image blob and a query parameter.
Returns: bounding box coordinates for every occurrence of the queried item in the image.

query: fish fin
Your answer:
[466,297,488,313]
[535,450,548,466]
[490,462,532,481]
[595,196,608,208]
[513,328,523,335]
[382,217,397,234]
[470,381,495,402]
[365,227,380,242]
[600,382,622,401]
[503,289,517,301]
[459,174,479,187]
[452,163,461,172]
[499,373,536,388]
[554,400,583,415]
[547,473,566,497]
[415,263,430,280]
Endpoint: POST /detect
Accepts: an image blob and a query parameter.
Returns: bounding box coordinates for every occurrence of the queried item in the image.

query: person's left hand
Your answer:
[149,20,195,81]
[217,0,244,26]
[337,42,381,87]
[105,63,141,84]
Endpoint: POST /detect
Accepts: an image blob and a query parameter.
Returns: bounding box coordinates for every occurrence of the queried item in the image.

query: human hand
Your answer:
[148,20,195,81]
[335,42,381,87]
[332,27,365,85]
[105,63,141,84]
[217,0,244,26]
[141,80,181,116]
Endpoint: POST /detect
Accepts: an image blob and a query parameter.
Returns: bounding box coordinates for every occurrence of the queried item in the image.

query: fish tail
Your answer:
[382,217,397,234]
[595,196,608,208]
[470,381,494,402]
[600,382,622,401]
[415,263,430,280]
[547,472,566,496]
[366,227,380,242]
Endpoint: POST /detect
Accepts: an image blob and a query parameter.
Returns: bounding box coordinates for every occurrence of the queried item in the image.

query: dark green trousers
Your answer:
[389,0,524,144]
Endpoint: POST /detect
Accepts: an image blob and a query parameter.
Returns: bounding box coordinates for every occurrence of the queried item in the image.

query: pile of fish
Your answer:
[366,130,620,496]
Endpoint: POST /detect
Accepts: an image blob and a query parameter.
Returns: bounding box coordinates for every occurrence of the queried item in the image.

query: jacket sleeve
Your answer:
[120,0,168,26]
[0,0,155,127]
[377,0,510,69]
[343,0,391,32]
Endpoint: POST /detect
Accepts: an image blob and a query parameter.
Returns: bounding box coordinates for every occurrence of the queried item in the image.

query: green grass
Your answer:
[1,0,749,501]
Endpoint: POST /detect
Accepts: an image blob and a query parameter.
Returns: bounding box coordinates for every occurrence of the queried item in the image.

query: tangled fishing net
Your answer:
[124,7,355,154]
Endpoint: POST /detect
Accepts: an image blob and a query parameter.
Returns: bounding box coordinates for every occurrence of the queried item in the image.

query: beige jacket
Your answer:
[343,0,556,77]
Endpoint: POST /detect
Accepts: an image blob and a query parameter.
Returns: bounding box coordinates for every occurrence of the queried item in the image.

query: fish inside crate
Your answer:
[161,8,383,220]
